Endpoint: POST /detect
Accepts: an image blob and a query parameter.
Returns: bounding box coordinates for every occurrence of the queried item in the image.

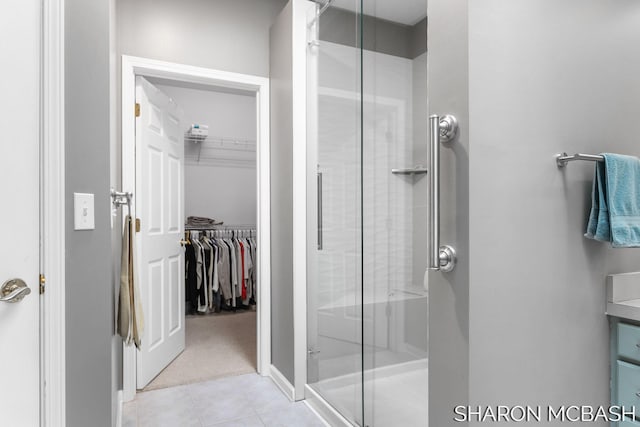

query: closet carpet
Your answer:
[144,310,257,391]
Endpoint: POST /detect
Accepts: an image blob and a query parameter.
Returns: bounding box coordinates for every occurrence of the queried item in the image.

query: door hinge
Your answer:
[135,103,140,117]
[39,274,46,295]
[135,218,141,233]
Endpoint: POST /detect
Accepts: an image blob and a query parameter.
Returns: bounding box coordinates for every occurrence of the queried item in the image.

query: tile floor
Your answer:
[123,373,328,427]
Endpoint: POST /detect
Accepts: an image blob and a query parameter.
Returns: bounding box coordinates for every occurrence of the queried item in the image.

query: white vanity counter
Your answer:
[606,272,640,322]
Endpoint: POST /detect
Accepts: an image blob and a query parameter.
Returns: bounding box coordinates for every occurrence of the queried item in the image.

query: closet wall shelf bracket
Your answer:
[556,152,604,168]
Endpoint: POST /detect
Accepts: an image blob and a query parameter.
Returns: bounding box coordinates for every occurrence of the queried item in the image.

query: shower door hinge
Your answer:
[135,103,140,117]
[39,274,46,295]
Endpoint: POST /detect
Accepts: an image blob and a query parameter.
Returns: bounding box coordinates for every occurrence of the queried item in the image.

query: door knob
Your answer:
[0,279,31,303]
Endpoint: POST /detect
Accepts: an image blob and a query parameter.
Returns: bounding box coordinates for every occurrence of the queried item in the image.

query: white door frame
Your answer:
[121,55,271,401]
[42,0,66,425]
[292,0,312,401]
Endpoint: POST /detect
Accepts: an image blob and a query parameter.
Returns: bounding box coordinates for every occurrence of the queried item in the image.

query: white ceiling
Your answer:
[328,0,427,26]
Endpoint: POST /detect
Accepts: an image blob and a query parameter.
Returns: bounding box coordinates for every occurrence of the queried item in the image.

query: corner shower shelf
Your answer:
[391,165,428,175]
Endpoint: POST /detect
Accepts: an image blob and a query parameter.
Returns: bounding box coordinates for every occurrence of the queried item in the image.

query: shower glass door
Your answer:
[307,1,428,426]
[360,1,429,426]
[306,0,363,424]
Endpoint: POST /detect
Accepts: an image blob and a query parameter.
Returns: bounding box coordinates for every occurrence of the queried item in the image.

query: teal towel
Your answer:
[585,160,610,242]
[585,153,640,247]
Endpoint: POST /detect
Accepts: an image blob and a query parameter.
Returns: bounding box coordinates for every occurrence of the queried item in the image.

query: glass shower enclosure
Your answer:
[306,0,429,425]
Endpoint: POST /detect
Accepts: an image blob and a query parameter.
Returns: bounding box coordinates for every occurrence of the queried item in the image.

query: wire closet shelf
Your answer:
[185,224,256,238]
[185,133,256,164]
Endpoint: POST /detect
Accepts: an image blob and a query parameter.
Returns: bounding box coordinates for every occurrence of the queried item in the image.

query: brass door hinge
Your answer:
[136,218,141,233]
[135,103,140,117]
[39,274,46,295]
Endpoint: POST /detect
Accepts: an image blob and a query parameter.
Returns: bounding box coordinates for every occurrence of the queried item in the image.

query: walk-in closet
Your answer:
[141,78,259,391]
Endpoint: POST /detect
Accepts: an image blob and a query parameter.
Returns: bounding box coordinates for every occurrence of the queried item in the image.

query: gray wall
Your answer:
[269,1,296,383]
[116,0,287,77]
[428,0,470,425]
[468,0,640,424]
[320,8,427,59]
[66,0,114,426]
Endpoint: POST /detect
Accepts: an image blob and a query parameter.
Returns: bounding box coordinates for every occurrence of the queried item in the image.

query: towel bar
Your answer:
[111,189,132,207]
[111,189,133,216]
[556,152,604,167]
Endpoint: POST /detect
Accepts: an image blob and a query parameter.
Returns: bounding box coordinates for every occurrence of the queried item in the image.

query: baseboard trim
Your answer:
[269,365,295,402]
[116,390,123,427]
[304,384,353,427]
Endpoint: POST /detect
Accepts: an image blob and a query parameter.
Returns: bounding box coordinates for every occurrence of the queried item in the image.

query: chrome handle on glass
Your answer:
[428,114,458,273]
[317,172,323,250]
[0,278,31,303]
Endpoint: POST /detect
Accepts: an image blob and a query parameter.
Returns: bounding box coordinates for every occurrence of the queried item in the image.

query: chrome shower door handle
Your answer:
[317,172,323,250]
[428,114,458,272]
[0,279,32,303]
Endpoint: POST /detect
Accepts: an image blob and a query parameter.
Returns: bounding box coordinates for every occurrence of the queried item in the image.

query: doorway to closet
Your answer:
[150,76,258,391]
[121,56,271,401]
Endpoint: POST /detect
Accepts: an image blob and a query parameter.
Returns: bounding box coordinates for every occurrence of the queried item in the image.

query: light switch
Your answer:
[74,193,95,230]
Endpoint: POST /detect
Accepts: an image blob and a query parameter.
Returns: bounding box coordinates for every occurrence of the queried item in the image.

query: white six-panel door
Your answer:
[135,77,186,388]
[0,0,41,425]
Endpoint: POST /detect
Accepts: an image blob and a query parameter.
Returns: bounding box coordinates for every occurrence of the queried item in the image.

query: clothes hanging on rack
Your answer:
[184,229,257,314]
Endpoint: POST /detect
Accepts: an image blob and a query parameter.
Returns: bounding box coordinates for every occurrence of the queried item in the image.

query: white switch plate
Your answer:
[74,193,95,230]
